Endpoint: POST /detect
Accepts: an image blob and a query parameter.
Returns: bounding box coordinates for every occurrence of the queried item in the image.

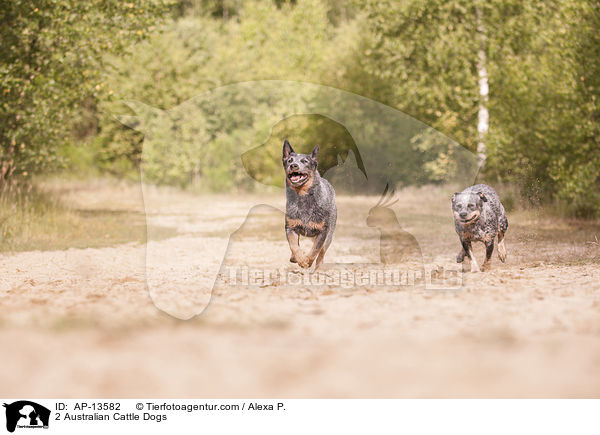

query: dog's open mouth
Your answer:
[288,171,309,185]
[460,213,480,224]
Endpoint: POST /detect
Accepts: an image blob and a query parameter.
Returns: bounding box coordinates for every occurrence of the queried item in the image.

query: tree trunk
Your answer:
[476,7,489,170]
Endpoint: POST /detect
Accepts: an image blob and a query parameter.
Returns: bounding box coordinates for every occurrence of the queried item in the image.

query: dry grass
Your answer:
[0,178,176,252]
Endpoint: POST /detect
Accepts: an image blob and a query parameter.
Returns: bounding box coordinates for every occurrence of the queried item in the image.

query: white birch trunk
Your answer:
[476,7,489,170]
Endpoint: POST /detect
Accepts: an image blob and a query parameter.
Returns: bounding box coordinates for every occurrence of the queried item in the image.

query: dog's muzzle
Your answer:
[455,211,480,224]
[288,171,309,185]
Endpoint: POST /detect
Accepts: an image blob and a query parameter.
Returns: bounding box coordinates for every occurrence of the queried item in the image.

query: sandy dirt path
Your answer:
[1,182,599,397]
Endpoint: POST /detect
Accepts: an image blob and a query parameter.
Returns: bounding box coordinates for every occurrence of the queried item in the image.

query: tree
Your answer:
[361,0,599,215]
[485,0,600,215]
[361,0,486,181]
[475,5,488,169]
[0,0,173,190]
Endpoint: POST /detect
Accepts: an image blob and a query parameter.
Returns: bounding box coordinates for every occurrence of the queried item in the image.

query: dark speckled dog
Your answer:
[283,140,337,270]
[452,184,508,272]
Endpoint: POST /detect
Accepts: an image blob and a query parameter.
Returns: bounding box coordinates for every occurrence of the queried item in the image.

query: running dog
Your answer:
[452,184,508,272]
[283,140,337,270]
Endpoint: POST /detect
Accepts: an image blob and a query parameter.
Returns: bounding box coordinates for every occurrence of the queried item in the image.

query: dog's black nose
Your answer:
[459,212,467,219]
[290,163,299,171]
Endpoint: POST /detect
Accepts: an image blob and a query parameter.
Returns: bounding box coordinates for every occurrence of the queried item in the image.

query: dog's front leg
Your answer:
[302,231,327,269]
[286,229,306,265]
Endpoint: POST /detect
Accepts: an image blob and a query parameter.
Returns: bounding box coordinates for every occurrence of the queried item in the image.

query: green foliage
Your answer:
[0,0,173,188]
[360,0,600,216]
[361,0,482,152]
[3,0,598,217]
[484,1,600,216]
[97,0,354,183]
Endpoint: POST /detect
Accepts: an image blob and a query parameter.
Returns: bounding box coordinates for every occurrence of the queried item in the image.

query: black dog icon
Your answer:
[3,401,50,433]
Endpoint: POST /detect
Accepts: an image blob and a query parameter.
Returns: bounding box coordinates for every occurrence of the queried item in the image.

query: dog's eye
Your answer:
[287,158,293,164]
[468,203,475,209]
[301,159,307,164]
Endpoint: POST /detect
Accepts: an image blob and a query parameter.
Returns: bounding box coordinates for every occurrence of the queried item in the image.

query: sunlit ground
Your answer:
[0,178,599,397]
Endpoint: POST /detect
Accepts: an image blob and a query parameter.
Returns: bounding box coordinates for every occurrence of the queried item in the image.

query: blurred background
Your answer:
[1,0,599,249]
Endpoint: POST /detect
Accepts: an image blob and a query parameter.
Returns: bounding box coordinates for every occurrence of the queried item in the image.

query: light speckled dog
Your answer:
[452,184,508,272]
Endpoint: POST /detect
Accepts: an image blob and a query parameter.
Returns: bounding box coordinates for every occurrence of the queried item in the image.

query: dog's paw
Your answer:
[456,253,465,263]
[481,262,491,272]
[289,255,297,263]
[297,256,310,268]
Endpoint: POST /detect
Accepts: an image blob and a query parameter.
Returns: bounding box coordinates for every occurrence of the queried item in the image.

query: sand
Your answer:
[1,182,599,397]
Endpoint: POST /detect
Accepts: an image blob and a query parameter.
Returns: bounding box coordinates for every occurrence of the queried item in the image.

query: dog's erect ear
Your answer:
[452,192,460,202]
[477,191,488,202]
[310,144,319,160]
[283,140,294,159]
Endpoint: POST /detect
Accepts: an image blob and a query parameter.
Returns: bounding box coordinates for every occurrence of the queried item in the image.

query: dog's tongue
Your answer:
[290,174,303,183]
